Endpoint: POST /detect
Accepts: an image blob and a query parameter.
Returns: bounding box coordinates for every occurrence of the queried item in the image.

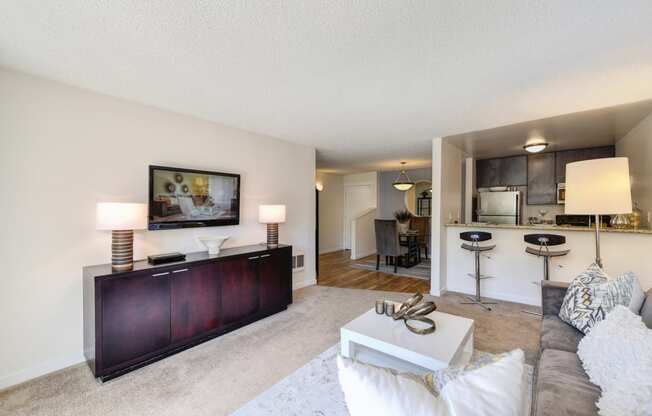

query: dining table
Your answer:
[398,230,421,268]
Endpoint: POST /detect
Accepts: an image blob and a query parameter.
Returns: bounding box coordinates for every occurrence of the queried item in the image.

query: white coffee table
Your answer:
[340,303,474,375]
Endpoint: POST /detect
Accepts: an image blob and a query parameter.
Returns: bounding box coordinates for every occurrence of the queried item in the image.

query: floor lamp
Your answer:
[564,157,632,269]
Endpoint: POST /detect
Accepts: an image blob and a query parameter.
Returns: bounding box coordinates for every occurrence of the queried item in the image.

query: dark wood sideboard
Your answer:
[83,244,292,381]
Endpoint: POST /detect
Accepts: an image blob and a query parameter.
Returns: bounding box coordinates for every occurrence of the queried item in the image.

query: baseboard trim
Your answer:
[293,276,317,290]
[0,352,85,391]
[445,286,539,306]
[431,287,447,297]
[319,247,343,255]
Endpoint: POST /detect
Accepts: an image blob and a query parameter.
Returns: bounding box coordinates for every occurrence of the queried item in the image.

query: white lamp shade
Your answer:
[565,157,632,215]
[96,202,148,230]
[259,205,286,224]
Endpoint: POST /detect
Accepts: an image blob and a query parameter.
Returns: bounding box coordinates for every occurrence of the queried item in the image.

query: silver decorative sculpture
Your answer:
[392,292,437,335]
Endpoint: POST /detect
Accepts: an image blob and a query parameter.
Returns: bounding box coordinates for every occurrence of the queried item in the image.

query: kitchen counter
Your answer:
[445,223,652,235]
[443,223,652,306]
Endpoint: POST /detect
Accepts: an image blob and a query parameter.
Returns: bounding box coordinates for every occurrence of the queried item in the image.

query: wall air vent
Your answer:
[292,250,305,273]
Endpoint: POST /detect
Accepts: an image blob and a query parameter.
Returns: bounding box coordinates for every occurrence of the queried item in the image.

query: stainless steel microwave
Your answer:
[557,183,565,204]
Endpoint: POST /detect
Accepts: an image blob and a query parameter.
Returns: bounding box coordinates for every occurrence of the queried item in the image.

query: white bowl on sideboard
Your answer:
[198,236,229,255]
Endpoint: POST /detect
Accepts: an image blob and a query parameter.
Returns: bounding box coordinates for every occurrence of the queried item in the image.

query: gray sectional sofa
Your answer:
[534,281,652,416]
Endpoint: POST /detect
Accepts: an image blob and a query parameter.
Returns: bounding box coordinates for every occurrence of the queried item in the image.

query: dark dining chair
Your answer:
[410,216,430,260]
[374,219,401,273]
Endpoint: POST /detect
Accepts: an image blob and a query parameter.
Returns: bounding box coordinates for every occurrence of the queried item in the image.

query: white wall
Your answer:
[315,172,344,253]
[439,141,464,292]
[616,112,652,227]
[350,208,377,260]
[0,68,316,389]
[431,139,444,295]
[446,226,652,305]
[342,171,378,250]
[441,142,464,226]
[377,168,432,219]
[343,171,378,206]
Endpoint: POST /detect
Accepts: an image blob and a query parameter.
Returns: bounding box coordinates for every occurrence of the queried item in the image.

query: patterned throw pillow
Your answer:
[423,352,508,396]
[559,264,646,334]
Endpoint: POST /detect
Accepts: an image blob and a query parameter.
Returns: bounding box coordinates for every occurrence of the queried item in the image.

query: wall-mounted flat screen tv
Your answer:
[148,165,240,230]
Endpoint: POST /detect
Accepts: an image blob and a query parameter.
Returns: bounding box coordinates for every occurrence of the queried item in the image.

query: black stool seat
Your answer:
[524,234,566,246]
[462,243,496,252]
[524,233,570,258]
[525,246,570,258]
[460,231,492,242]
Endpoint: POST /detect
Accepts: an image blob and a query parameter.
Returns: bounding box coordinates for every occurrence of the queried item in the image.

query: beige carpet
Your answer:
[0,286,540,416]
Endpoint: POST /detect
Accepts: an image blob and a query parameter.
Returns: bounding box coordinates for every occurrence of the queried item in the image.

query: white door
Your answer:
[344,185,373,250]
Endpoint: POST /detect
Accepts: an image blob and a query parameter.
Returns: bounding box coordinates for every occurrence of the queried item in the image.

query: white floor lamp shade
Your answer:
[565,157,632,267]
[97,202,147,271]
[259,205,286,247]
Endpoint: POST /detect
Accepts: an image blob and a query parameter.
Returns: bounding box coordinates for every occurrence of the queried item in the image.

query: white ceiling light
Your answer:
[393,162,415,191]
[523,143,548,153]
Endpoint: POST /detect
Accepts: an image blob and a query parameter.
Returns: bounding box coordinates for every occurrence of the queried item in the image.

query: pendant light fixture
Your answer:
[392,162,415,191]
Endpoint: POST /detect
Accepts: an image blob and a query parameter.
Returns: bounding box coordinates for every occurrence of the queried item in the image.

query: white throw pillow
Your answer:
[337,350,525,416]
[577,306,652,416]
[336,355,445,416]
[440,349,525,416]
[560,264,645,334]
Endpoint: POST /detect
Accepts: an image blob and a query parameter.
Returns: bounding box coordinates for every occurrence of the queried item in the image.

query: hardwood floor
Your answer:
[317,250,430,293]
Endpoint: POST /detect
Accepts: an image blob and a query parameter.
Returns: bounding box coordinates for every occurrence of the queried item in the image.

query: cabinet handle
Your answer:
[248,256,260,260]
[152,272,170,277]
[172,268,188,273]
[260,254,271,258]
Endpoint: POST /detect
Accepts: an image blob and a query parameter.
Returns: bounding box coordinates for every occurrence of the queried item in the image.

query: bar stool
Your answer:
[460,231,497,311]
[523,233,570,316]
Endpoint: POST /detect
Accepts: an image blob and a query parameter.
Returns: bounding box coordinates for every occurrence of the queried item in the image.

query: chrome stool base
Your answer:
[461,295,497,311]
[521,309,542,317]
[459,231,497,312]
[522,234,570,318]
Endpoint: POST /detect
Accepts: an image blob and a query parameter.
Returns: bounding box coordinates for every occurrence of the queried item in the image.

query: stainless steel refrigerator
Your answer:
[478,191,521,225]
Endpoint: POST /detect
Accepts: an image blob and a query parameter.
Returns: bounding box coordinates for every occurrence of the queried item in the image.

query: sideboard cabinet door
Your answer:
[171,264,221,343]
[101,272,171,369]
[219,256,260,325]
[258,250,292,310]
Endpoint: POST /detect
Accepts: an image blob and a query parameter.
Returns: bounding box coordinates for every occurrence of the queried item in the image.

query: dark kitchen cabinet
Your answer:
[500,156,527,186]
[84,244,292,381]
[171,264,221,343]
[476,158,501,188]
[555,146,615,183]
[219,256,260,326]
[476,156,527,187]
[528,153,557,205]
[100,271,171,369]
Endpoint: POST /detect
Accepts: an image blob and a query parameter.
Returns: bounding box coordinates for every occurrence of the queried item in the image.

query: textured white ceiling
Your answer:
[1,1,652,173]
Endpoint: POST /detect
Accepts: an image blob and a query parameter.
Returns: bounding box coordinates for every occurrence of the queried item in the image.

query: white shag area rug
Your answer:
[230,343,534,416]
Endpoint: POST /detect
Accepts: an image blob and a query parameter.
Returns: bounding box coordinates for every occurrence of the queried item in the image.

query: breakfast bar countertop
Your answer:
[445,223,652,235]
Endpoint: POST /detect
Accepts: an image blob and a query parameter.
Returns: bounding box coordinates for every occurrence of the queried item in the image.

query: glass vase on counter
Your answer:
[629,203,642,229]
[610,214,630,229]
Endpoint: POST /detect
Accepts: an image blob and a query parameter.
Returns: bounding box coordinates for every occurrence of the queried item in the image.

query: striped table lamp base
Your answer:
[112,230,135,271]
[266,223,279,248]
